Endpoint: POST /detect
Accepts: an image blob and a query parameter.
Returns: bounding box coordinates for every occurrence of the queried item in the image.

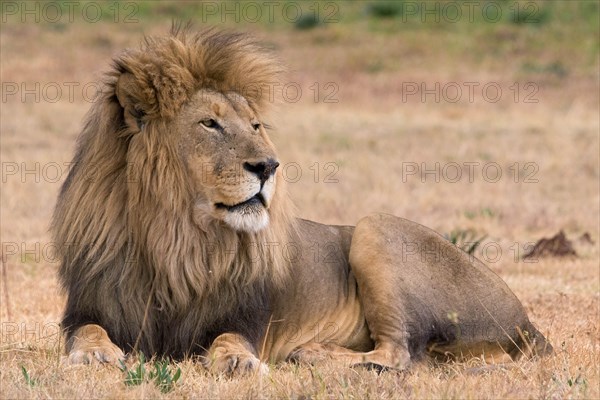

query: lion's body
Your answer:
[52,27,550,372]
[266,216,550,365]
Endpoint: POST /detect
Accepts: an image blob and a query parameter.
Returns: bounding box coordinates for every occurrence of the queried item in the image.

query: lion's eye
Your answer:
[200,119,219,129]
[252,123,261,131]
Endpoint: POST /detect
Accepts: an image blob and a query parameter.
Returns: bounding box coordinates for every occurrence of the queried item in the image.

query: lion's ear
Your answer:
[115,72,146,131]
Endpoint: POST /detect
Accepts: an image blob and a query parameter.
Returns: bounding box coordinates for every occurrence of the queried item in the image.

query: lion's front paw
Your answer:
[204,349,268,376]
[204,333,268,376]
[67,324,125,365]
[68,343,125,365]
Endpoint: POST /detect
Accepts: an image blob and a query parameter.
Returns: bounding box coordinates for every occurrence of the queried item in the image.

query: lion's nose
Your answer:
[243,158,280,185]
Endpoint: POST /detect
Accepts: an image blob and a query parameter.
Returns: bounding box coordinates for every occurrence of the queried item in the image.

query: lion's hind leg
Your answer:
[346,215,418,370]
[287,341,410,371]
[67,324,125,365]
[509,324,554,360]
[427,340,514,364]
[287,342,359,364]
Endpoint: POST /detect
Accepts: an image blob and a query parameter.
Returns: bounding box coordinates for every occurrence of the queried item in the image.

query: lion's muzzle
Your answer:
[214,158,279,232]
[243,158,280,186]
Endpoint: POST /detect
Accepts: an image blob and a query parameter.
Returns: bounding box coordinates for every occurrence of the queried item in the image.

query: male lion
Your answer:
[52,27,551,374]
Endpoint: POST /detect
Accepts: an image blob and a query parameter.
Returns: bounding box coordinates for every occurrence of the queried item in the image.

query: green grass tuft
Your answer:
[445,229,487,256]
[120,353,182,393]
[21,366,37,388]
[295,13,321,30]
[366,1,404,18]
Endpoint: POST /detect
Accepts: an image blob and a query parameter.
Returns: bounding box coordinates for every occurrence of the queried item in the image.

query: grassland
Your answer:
[1,1,598,398]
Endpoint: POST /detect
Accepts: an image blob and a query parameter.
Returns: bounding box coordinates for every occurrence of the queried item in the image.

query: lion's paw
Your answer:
[68,343,125,365]
[287,345,329,365]
[204,349,268,377]
[67,324,125,365]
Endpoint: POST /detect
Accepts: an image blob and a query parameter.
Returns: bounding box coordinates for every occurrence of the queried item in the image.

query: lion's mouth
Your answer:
[215,193,266,212]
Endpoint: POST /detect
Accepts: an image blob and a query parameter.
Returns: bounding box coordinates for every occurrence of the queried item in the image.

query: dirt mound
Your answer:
[524,230,577,259]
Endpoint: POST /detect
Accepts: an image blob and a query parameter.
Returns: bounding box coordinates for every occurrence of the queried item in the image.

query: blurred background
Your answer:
[0,1,598,398]
[2,0,598,235]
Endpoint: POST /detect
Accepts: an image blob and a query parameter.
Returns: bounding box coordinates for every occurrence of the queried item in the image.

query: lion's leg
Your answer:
[347,217,415,370]
[287,341,409,370]
[203,333,268,376]
[287,342,362,364]
[67,324,125,365]
[347,213,553,368]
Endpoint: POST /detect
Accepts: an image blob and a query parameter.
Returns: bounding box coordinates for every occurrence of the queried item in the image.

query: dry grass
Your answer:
[1,2,599,398]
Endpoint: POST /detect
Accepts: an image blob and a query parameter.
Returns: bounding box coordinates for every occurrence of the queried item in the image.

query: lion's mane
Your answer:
[51,26,294,355]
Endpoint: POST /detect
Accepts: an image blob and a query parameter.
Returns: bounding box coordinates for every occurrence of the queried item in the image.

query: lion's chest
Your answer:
[116,284,273,359]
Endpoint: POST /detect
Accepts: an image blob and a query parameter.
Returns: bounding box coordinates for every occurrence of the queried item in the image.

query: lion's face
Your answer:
[177,89,279,233]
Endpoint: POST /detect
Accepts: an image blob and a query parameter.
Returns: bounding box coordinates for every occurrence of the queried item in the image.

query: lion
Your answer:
[51,27,551,375]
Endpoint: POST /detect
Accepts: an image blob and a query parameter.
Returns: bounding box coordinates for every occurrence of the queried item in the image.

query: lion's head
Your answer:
[52,27,293,312]
[114,27,285,233]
